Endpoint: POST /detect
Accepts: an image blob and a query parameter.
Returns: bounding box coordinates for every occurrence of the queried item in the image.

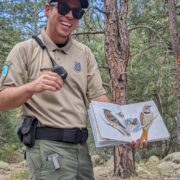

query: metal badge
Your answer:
[74,61,81,72]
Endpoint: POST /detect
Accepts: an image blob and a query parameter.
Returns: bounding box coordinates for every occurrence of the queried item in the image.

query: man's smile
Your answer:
[61,21,72,27]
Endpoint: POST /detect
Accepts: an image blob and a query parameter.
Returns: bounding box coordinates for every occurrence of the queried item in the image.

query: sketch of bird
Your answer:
[116,112,124,118]
[127,118,137,125]
[103,109,130,136]
[125,118,140,133]
[140,105,154,140]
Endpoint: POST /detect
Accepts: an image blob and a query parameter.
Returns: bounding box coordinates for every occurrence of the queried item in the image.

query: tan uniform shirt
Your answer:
[0,28,106,128]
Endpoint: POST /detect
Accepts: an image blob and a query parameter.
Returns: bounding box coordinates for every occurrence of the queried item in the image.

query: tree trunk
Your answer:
[104,0,135,177]
[167,0,180,145]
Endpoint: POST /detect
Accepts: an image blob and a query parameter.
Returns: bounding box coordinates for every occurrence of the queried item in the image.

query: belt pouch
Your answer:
[17,116,38,147]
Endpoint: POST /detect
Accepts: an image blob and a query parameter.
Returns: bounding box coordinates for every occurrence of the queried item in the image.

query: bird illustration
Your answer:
[125,118,141,133]
[116,112,124,118]
[140,105,154,140]
[103,109,130,136]
[127,118,137,125]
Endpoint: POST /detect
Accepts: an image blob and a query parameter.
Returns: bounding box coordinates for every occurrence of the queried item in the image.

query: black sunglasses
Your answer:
[50,2,85,19]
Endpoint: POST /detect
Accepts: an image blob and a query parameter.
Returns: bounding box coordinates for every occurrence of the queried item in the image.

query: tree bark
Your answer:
[167,0,180,145]
[104,0,135,177]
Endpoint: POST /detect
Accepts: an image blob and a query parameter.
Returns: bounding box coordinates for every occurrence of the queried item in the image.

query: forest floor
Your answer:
[0,162,179,180]
[93,153,180,180]
[1,152,180,179]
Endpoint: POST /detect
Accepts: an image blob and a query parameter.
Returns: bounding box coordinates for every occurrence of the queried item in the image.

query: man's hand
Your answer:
[0,71,63,111]
[130,139,148,149]
[28,71,63,93]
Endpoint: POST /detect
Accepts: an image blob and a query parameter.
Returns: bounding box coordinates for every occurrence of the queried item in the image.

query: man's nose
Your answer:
[65,10,74,19]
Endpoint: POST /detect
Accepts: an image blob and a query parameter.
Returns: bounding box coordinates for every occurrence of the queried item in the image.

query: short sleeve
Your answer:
[86,48,106,99]
[0,43,28,91]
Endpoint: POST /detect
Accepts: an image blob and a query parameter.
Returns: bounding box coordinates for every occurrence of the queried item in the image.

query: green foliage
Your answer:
[134,139,177,162]
[0,111,20,144]
[0,110,22,162]
[0,0,178,163]
[127,0,177,158]
[1,0,47,36]
[0,0,47,70]
[135,143,164,162]
[4,170,29,180]
[0,18,21,69]
[82,34,109,85]
[0,143,21,163]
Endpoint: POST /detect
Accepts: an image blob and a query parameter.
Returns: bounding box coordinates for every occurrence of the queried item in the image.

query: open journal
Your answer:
[88,100,170,148]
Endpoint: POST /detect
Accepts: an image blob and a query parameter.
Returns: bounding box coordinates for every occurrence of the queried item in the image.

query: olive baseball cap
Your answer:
[48,0,89,9]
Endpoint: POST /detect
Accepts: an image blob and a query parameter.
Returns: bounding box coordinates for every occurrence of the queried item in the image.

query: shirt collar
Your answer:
[40,27,72,54]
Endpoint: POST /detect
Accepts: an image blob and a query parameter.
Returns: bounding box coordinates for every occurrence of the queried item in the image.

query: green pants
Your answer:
[26,140,94,180]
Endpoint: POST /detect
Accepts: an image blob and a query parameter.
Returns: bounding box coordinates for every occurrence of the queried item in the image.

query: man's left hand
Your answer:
[130,139,148,148]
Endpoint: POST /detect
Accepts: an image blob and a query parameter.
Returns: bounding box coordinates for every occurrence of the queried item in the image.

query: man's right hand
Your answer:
[28,71,63,93]
[0,70,64,111]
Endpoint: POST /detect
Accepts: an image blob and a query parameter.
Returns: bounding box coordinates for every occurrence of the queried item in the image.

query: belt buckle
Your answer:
[76,128,83,144]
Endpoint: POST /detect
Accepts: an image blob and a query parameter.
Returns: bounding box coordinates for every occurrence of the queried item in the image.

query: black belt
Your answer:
[35,127,88,144]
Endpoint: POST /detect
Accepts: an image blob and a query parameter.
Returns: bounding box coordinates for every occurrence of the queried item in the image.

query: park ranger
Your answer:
[0,0,111,179]
[0,0,147,179]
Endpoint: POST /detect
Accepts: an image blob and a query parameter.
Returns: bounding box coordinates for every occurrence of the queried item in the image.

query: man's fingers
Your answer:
[138,139,148,148]
[42,79,62,90]
[43,73,63,84]
[130,139,148,149]
[143,140,148,148]
[135,139,140,148]
[41,84,57,91]
[30,71,65,93]
[139,140,144,149]
[40,72,64,90]
[130,141,136,147]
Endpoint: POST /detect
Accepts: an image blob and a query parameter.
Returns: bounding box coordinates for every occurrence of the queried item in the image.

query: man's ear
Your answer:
[44,4,51,17]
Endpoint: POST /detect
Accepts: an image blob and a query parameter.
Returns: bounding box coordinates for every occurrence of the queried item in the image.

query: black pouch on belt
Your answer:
[17,116,38,148]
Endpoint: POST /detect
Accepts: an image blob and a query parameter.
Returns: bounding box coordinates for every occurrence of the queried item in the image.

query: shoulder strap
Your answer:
[32,35,46,50]
[31,35,68,79]
[32,35,56,66]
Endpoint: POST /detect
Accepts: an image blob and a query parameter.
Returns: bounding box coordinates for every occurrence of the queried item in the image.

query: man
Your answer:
[0,0,146,179]
[0,0,110,179]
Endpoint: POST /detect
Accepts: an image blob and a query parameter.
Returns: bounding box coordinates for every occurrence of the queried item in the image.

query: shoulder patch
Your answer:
[1,62,11,78]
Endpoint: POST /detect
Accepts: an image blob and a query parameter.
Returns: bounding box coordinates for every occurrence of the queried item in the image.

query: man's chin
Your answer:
[58,31,70,39]
[53,33,69,44]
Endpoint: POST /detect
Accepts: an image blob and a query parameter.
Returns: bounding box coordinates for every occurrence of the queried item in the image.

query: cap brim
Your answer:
[48,0,89,9]
[80,0,89,9]
[48,0,56,3]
